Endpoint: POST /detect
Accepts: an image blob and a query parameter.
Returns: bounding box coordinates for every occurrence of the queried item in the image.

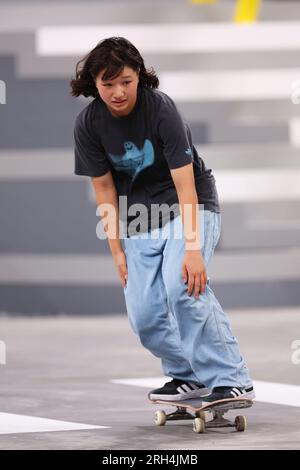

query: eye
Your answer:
[124,81,132,85]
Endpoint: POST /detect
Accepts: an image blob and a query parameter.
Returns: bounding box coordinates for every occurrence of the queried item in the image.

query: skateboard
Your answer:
[150,397,253,434]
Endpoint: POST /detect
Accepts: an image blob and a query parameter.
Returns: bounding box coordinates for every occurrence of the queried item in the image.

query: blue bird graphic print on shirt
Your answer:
[107,139,155,182]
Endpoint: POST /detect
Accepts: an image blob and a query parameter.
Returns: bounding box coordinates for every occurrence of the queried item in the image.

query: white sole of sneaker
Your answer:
[201,390,256,404]
[149,387,211,402]
[243,390,256,400]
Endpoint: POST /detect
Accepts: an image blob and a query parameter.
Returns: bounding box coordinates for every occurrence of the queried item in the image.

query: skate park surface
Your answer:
[0,308,299,450]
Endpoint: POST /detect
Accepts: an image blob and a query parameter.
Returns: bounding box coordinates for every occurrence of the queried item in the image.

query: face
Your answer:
[95,65,139,118]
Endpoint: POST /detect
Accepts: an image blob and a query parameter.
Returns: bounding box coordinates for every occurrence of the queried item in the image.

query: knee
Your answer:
[127,307,155,339]
[136,321,159,353]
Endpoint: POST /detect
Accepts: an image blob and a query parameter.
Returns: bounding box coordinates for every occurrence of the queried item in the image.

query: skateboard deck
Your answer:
[150,397,253,433]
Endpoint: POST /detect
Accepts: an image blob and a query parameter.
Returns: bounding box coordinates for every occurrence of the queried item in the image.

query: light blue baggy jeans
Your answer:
[123,209,252,390]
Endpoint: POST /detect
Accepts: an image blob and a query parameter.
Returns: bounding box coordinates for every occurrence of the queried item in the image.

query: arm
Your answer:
[73,112,128,288]
[170,163,200,251]
[91,172,128,288]
[156,95,207,297]
[170,163,207,298]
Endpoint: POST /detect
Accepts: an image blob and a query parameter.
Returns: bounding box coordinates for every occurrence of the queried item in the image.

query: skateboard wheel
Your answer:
[235,415,247,432]
[196,410,206,422]
[154,410,166,426]
[193,417,205,434]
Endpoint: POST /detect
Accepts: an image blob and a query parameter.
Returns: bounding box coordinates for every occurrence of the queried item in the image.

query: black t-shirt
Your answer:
[74,84,220,237]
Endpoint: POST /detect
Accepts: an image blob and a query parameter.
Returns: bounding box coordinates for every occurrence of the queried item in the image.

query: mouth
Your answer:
[112,99,127,105]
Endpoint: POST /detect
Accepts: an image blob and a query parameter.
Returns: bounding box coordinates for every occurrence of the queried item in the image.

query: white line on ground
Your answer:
[110,378,300,408]
[0,412,109,435]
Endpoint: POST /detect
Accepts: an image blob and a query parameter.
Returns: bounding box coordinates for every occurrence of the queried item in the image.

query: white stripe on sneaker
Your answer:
[188,383,198,390]
[232,387,242,396]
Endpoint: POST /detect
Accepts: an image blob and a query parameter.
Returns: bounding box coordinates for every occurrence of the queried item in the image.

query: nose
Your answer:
[113,85,125,100]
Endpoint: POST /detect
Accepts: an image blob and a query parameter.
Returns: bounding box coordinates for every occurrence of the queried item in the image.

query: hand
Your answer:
[112,250,128,289]
[182,251,207,299]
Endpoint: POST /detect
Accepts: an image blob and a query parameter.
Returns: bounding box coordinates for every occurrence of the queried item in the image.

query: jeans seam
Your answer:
[213,213,221,249]
[210,213,240,384]
[213,308,240,384]
[208,214,232,359]
[212,305,231,359]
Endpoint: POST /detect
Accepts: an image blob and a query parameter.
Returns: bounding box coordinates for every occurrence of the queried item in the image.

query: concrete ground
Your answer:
[0,308,299,450]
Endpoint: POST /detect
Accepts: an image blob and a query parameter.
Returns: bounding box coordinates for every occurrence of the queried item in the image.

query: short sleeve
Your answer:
[157,97,193,170]
[74,111,110,177]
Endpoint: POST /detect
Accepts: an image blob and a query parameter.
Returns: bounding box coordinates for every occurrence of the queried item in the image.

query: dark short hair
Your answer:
[70,37,159,98]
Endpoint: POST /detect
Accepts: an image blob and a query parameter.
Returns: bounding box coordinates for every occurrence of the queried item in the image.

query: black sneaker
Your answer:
[201,385,255,403]
[148,379,210,401]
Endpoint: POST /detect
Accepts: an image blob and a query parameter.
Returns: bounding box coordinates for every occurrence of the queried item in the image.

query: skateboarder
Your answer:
[71,37,255,404]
